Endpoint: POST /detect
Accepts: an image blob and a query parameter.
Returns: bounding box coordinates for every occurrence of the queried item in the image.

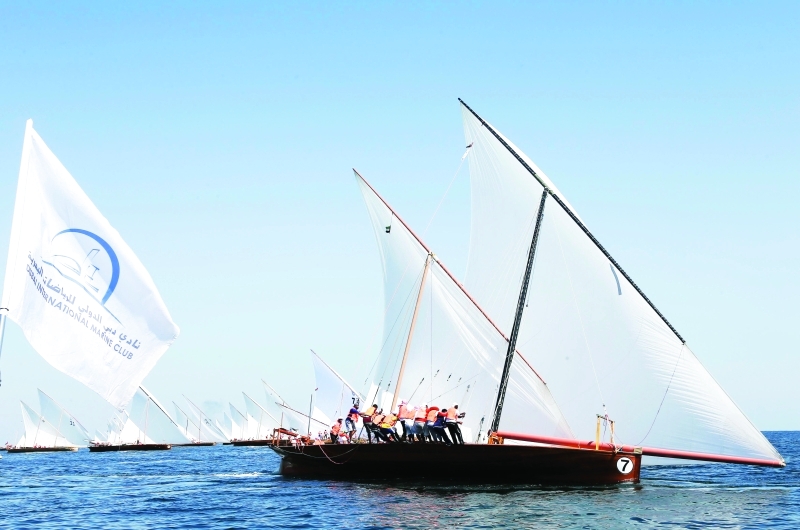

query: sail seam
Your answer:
[458,98,685,344]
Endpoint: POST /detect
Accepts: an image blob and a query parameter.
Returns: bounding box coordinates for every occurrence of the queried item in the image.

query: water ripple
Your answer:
[0,432,798,529]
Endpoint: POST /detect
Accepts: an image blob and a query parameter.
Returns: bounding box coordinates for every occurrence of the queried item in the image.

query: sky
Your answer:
[0,2,797,443]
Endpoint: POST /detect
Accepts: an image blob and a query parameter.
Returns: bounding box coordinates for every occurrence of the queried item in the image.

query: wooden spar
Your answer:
[496,431,786,468]
[490,189,548,433]
[391,254,432,412]
[353,169,547,385]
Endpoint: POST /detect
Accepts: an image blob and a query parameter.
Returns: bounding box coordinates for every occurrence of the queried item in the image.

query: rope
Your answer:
[637,343,685,445]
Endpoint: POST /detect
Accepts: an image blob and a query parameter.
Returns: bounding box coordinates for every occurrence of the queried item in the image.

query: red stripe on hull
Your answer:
[496,431,785,468]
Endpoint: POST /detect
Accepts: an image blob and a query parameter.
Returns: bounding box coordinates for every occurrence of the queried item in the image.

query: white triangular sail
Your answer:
[37,389,90,446]
[311,350,363,427]
[356,171,573,443]
[0,121,180,408]
[217,413,233,441]
[184,397,227,443]
[17,401,70,448]
[461,102,782,463]
[242,392,277,440]
[173,402,198,440]
[228,404,247,441]
[127,386,189,444]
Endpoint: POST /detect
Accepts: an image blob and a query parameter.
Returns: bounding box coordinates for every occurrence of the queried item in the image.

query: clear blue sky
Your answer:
[0,2,797,441]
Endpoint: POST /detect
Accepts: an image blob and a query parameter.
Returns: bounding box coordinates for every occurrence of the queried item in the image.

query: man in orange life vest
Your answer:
[360,404,378,443]
[330,419,343,444]
[445,404,465,444]
[371,409,389,442]
[396,400,414,442]
[425,405,440,442]
[412,404,427,442]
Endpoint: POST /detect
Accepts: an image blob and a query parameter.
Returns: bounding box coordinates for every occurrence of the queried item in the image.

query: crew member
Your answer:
[396,400,413,441]
[346,405,360,442]
[413,404,427,442]
[435,409,453,446]
[330,419,343,444]
[371,409,389,442]
[379,411,401,442]
[361,403,378,443]
[446,404,465,444]
[425,405,440,442]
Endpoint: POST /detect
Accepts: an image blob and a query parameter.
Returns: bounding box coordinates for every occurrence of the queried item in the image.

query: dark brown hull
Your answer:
[272,443,642,485]
[6,446,79,453]
[89,443,172,452]
[173,442,217,447]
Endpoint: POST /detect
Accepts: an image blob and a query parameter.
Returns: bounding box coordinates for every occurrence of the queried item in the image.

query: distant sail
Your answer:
[242,392,277,440]
[37,389,90,446]
[0,120,179,408]
[17,401,71,448]
[127,387,189,444]
[356,171,572,442]
[460,101,782,463]
[184,397,228,443]
[311,350,363,427]
[228,403,247,440]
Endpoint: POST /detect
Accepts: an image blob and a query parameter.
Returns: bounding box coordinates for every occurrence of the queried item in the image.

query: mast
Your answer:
[490,189,548,433]
[354,169,546,384]
[391,254,432,412]
[458,98,684,343]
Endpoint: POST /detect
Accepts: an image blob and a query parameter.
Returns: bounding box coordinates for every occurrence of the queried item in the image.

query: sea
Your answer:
[0,431,797,529]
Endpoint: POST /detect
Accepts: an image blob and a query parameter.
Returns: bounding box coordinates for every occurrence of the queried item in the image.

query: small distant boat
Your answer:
[91,386,190,452]
[89,443,171,452]
[6,397,83,453]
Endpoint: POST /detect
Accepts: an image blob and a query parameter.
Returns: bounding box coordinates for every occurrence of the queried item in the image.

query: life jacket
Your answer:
[426,407,439,422]
[397,404,408,419]
[331,423,341,435]
[380,414,397,429]
[414,408,426,422]
[363,406,376,423]
[372,413,385,425]
[446,408,458,421]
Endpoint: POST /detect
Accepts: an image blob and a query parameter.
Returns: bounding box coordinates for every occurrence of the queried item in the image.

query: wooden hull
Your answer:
[272,443,642,485]
[89,443,171,452]
[6,446,79,453]
[173,442,217,447]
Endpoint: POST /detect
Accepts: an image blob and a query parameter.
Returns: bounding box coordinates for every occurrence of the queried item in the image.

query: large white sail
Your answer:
[0,121,179,408]
[460,101,782,463]
[311,350,363,427]
[356,171,573,442]
[37,389,90,446]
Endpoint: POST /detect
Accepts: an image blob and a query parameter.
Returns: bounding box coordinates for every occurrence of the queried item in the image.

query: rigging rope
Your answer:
[552,212,607,410]
[637,343,685,445]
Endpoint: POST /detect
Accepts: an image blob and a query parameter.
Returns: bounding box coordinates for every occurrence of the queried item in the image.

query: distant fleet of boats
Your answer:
[0,101,785,484]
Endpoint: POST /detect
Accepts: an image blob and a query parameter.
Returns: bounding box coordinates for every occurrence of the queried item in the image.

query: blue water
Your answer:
[0,432,797,529]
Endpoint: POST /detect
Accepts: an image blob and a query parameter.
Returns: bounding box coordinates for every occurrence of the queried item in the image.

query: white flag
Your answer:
[1,120,179,408]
